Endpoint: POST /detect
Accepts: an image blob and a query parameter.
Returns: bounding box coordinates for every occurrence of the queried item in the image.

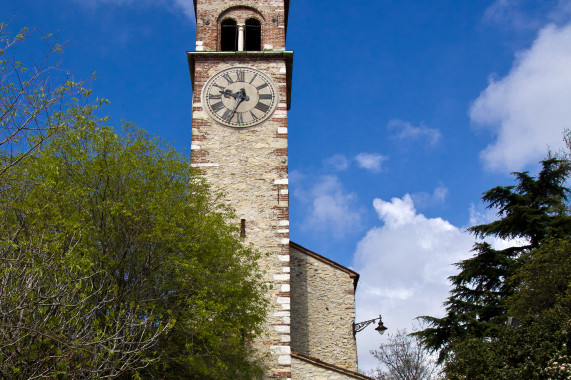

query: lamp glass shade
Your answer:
[375,320,388,335]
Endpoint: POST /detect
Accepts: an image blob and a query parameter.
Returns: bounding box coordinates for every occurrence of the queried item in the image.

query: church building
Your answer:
[187,1,373,378]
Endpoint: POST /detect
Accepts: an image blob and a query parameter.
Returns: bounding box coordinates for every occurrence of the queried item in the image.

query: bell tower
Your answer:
[188,0,293,378]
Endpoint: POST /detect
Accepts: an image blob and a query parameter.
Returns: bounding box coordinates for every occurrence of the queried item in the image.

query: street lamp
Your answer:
[353,314,388,337]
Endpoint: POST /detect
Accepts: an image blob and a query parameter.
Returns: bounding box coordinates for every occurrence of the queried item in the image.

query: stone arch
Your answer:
[220,18,237,51]
[244,18,261,51]
[217,6,266,51]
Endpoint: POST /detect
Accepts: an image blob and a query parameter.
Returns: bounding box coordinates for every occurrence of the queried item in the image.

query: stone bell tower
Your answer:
[188,1,371,379]
[187,0,293,378]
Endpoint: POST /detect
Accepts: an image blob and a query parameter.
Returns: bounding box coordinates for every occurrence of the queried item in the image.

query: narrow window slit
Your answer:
[240,219,246,237]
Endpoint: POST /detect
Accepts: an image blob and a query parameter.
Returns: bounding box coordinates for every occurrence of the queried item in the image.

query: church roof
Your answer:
[290,241,360,289]
[291,351,375,380]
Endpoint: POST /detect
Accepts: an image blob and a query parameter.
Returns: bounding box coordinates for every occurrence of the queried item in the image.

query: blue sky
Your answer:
[4,0,571,372]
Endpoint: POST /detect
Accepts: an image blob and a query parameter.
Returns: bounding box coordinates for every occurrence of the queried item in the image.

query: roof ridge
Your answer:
[291,351,375,380]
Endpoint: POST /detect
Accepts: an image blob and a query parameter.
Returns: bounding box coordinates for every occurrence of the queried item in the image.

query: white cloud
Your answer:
[355,153,387,172]
[484,0,514,20]
[324,152,388,173]
[470,23,571,172]
[552,0,571,21]
[468,203,531,250]
[76,0,195,21]
[297,175,362,238]
[387,119,441,145]
[484,0,571,29]
[288,169,306,184]
[353,194,474,372]
[483,0,540,30]
[172,0,195,20]
[351,196,530,372]
[323,154,350,171]
[410,184,449,209]
[80,0,132,4]
[468,203,498,226]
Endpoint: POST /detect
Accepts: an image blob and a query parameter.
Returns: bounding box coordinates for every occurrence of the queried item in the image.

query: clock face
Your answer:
[202,67,279,128]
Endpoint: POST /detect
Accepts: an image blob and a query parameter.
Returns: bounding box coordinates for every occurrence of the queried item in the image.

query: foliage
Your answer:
[0,121,267,379]
[370,329,441,380]
[414,158,571,365]
[0,23,92,180]
[468,157,571,248]
[443,308,571,380]
[439,237,571,379]
[508,238,571,318]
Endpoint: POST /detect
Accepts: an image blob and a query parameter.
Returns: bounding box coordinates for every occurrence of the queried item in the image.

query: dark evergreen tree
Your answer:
[469,157,571,247]
[443,238,571,379]
[414,158,571,363]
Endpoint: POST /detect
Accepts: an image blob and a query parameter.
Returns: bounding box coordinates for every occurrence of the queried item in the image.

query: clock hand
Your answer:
[238,88,249,102]
[220,89,235,98]
[227,89,249,121]
[231,98,241,113]
[229,95,244,119]
[220,88,249,101]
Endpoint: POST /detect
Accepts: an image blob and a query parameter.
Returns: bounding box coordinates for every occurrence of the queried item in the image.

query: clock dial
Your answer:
[202,67,278,128]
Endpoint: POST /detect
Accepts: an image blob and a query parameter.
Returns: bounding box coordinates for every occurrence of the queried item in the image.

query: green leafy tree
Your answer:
[443,306,570,380]
[0,121,267,379]
[0,23,91,179]
[415,158,571,363]
[509,238,571,318]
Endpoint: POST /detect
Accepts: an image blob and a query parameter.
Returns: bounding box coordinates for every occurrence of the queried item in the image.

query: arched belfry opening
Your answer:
[218,8,264,52]
[220,18,237,51]
[244,18,261,51]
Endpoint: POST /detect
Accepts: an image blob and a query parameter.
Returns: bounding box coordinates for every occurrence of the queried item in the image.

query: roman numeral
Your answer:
[255,102,270,113]
[235,112,244,125]
[222,73,234,84]
[211,101,224,112]
[221,109,233,122]
[212,83,225,91]
[209,94,222,100]
[250,111,259,121]
[259,94,273,100]
[236,70,246,82]
[256,83,268,91]
[249,73,257,84]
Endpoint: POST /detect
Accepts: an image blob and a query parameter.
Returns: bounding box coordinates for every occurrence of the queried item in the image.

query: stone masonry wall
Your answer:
[290,245,358,372]
[195,0,287,52]
[191,56,290,379]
